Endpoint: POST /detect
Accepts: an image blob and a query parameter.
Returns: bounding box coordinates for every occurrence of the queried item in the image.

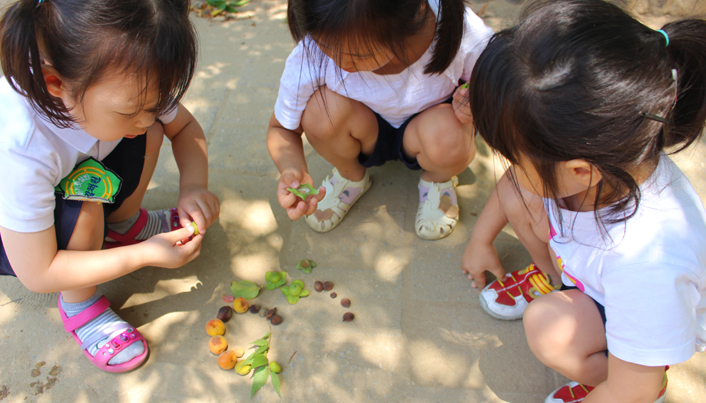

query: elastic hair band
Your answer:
[656,29,669,47]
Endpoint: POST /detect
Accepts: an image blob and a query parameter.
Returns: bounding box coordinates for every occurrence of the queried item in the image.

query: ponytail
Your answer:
[662,19,706,152]
[424,0,465,74]
[1,0,69,127]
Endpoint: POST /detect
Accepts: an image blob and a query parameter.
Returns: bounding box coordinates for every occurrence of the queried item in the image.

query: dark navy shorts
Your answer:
[358,97,454,170]
[0,135,146,277]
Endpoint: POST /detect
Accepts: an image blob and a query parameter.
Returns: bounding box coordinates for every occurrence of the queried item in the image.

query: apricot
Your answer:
[269,361,282,374]
[205,319,226,336]
[218,351,238,370]
[209,335,228,355]
[233,297,250,314]
[232,347,245,358]
[235,360,252,376]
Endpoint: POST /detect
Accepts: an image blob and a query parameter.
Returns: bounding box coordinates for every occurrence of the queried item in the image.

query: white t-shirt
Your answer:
[0,78,177,233]
[547,154,706,366]
[274,1,493,130]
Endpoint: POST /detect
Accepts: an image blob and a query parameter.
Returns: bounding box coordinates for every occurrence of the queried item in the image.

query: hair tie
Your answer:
[656,29,669,47]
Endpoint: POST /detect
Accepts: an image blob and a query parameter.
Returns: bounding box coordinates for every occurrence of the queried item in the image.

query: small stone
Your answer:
[330,292,337,299]
[314,281,324,292]
[258,308,267,317]
[249,304,260,314]
[270,314,283,325]
[343,312,354,322]
[323,281,333,291]
[341,298,351,308]
[266,308,277,320]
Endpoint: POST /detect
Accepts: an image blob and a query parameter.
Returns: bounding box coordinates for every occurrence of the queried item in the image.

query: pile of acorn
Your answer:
[313,280,354,322]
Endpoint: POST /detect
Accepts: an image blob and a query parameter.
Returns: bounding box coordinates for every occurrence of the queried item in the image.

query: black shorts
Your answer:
[0,135,146,277]
[358,97,454,170]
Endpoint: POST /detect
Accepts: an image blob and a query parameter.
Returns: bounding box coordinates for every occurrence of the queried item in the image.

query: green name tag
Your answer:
[55,157,123,203]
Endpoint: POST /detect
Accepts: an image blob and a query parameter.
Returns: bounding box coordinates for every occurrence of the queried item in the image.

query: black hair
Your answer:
[1,0,197,128]
[469,0,706,228]
[286,0,466,75]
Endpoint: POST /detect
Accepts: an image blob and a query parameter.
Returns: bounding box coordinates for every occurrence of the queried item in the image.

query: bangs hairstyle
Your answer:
[286,0,465,75]
[469,0,706,229]
[1,0,197,128]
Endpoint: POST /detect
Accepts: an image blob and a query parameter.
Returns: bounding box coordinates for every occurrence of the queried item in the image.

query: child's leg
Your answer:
[58,201,146,370]
[299,86,377,232]
[401,103,474,239]
[300,86,378,182]
[524,289,608,386]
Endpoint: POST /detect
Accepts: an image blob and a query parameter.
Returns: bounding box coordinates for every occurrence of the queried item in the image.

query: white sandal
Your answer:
[415,176,459,240]
[305,168,372,233]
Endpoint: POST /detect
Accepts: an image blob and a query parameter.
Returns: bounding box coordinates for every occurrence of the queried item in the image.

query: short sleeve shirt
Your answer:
[0,78,177,233]
[274,1,494,130]
[547,155,706,366]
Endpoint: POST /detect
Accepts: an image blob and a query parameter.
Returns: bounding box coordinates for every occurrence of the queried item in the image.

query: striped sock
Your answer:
[60,292,144,366]
[107,210,170,241]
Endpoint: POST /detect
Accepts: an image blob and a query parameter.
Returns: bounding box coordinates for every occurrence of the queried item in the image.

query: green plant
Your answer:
[265,271,287,290]
[206,0,249,15]
[243,332,281,397]
[281,279,309,304]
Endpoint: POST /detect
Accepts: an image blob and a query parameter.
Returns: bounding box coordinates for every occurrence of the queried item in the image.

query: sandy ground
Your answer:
[0,0,704,402]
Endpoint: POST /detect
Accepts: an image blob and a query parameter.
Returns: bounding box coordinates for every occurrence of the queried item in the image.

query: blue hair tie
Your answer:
[656,29,669,47]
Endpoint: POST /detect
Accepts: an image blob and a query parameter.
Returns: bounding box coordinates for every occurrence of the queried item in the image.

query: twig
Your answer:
[288,350,298,363]
[0,298,22,307]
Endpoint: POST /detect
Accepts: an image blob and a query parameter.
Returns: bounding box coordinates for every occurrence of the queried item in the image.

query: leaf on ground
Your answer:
[296,259,316,273]
[250,365,270,397]
[270,372,281,397]
[281,287,299,304]
[231,280,261,300]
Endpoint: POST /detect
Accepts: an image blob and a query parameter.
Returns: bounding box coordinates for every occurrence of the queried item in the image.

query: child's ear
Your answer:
[41,66,68,100]
[563,159,602,187]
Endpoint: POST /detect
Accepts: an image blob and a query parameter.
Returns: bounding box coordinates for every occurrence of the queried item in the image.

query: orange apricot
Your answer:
[218,351,238,370]
[205,319,226,336]
[233,297,250,314]
[209,335,228,355]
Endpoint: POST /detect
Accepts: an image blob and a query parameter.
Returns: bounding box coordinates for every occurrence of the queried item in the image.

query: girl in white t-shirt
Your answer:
[0,0,219,372]
[461,0,706,401]
[267,0,493,240]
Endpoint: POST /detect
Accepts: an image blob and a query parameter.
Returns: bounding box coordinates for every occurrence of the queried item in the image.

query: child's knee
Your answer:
[524,293,578,365]
[416,108,474,168]
[301,87,350,141]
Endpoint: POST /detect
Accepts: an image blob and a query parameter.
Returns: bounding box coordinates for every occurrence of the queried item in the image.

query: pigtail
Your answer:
[0,0,68,127]
[424,0,465,74]
[662,19,706,152]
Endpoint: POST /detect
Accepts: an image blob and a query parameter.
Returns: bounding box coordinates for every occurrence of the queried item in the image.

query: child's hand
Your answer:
[141,225,202,268]
[177,186,221,234]
[278,169,326,221]
[452,84,474,124]
[462,237,507,290]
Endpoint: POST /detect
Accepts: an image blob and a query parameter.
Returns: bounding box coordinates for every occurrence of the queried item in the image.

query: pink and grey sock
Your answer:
[107,210,170,240]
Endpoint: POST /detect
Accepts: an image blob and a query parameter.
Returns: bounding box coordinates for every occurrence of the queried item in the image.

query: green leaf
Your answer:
[287,183,319,200]
[250,353,269,369]
[296,259,316,274]
[230,280,261,300]
[231,0,250,6]
[281,287,300,304]
[299,289,309,297]
[265,271,287,290]
[270,372,281,397]
[224,5,237,13]
[250,366,270,397]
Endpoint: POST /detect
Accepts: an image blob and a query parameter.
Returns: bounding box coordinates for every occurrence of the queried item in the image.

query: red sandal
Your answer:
[104,207,182,249]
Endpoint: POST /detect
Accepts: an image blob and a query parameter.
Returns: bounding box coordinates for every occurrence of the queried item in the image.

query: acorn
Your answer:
[341,298,351,308]
[314,281,324,292]
[342,312,355,322]
[216,306,233,323]
[323,281,333,291]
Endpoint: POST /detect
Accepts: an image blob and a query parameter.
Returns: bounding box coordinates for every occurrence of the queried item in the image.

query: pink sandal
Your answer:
[58,294,148,373]
[104,207,182,249]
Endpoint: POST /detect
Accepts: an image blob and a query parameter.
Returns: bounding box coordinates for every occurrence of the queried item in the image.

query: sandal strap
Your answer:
[105,207,148,245]
[80,322,131,351]
[61,296,111,333]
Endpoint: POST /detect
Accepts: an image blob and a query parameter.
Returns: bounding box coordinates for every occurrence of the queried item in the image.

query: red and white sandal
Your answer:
[545,373,668,403]
[104,207,182,249]
[58,294,148,373]
[479,263,559,320]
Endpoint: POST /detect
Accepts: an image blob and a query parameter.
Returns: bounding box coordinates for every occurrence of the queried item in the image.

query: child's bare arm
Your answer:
[462,179,509,289]
[266,112,325,220]
[0,224,200,293]
[163,104,220,233]
[583,354,665,403]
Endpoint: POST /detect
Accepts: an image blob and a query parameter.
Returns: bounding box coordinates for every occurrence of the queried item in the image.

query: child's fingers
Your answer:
[163,223,196,244]
[286,201,307,221]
